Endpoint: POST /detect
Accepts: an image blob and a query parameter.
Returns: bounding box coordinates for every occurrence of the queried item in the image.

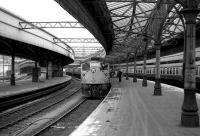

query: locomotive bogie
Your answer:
[81,83,111,98]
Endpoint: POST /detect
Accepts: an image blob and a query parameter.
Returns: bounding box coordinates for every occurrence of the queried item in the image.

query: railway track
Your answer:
[0,78,85,136]
[38,99,103,136]
[0,79,71,112]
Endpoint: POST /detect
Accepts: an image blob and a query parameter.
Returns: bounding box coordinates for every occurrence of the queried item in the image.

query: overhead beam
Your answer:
[85,0,173,4]
[97,15,180,19]
[75,49,105,62]
[72,46,103,50]
[55,0,114,53]
[19,21,84,29]
[104,0,172,4]
[53,38,99,43]
[84,49,105,58]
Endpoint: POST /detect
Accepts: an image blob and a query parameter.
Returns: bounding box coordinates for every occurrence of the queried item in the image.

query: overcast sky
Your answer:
[0,0,102,48]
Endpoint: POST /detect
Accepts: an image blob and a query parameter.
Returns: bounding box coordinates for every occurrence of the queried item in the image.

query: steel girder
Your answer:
[101,0,188,63]
[52,0,198,63]
[53,38,99,43]
[19,21,84,29]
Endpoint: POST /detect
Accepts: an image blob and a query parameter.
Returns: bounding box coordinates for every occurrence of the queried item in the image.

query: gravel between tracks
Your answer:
[37,99,102,136]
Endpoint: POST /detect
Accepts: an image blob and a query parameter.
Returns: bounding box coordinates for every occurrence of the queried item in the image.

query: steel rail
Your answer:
[27,93,85,136]
[0,79,80,129]
[0,80,71,112]
[0,81,83,136]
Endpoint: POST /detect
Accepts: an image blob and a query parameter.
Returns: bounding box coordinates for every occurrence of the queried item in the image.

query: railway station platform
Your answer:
[70,78,200,136]
[0,75,71,99]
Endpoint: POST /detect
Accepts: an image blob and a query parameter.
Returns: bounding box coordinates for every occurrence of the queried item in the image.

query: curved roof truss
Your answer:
[101,0,195,63]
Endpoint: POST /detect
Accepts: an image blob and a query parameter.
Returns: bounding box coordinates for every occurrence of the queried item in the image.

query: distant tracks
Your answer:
[0,80,71,112]
[0,78,82,134]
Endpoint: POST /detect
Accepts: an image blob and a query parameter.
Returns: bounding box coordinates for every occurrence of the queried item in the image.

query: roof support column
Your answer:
[48,62,53,78]
[126,61,129,80]
[32,61,39,82]
[57,64,60,77]
[126,54,129,80]
[133,55,137,82]
[180,8,200,127]
[154,42,161,95]
[142,39,148,87]
[58,63,63,77]
[60,66,64,77]
[10,53,15,86]
[46,61,49,80]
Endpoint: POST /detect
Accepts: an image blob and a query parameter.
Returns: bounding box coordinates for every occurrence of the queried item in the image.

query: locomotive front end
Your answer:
[81,59,111,98]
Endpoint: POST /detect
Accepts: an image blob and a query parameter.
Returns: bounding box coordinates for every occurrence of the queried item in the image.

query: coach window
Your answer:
[172,68,174,75]
[82,62,90,71]
[170,68,172,75]
[173,68,175,75]
[175,68,177,75]
[164,68,166,75]
[174,67,176,75]
[176,67,178,75]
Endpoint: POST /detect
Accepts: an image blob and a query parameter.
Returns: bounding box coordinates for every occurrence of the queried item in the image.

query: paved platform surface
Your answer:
[70,78,200,136]
[0,75,71,98]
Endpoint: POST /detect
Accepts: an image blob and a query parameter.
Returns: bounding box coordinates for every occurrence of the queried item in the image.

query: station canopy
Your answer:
[1,0,200,64]
[100,0,200,63]
[0,0,106,65]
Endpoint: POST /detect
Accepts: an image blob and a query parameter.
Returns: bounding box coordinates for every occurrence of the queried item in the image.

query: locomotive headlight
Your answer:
[91,68,96,73]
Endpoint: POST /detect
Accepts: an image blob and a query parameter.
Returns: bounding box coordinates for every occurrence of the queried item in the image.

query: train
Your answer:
[65,66,81,79]
[80,57,111,98]
[118,47,200,90]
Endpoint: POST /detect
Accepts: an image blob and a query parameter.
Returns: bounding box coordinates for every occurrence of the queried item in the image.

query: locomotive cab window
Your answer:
[90,62,100,67]
[82,62,90,71]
